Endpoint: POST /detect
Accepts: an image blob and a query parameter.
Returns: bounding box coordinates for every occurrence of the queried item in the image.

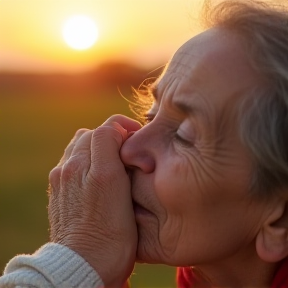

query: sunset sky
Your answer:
[0,0,203,73]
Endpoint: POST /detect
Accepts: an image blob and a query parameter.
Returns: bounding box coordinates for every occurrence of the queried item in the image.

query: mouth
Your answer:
[129,171,154,219]
[132,200,152,218]
[126,168,132,181]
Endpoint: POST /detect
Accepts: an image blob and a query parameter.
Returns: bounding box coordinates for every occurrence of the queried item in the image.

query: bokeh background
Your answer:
[0,0,202,286]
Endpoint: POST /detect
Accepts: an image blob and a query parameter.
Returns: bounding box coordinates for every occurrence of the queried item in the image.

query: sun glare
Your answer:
[62,15,99,50]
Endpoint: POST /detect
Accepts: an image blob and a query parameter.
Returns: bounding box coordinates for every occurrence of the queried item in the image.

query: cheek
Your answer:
[153,154,262,265]
[154,153,203,213]
[153,157,199,260]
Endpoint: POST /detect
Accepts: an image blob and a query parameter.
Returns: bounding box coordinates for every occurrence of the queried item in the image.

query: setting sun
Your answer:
[0,0,196,73]
[62,15,99,50]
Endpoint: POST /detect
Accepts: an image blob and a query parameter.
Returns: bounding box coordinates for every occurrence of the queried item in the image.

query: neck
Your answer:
[192,247,278,287]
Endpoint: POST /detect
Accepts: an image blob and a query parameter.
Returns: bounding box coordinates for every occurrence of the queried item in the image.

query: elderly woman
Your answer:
[1,1,288,287]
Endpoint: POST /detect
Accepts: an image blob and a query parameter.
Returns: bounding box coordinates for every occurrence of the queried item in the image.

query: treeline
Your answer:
[0,62,164,97]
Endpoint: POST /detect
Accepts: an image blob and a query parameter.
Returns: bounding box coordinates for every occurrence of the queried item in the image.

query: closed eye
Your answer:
[144,113,156,124]
[174,133,195,148]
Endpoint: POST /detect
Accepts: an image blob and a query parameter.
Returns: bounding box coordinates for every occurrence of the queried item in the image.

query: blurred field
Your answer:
[0,66,176,287]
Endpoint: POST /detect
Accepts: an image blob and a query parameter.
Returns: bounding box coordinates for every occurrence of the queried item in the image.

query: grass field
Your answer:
[1,81,177,287]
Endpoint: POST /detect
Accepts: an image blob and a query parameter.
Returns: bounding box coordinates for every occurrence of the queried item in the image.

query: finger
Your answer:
[58,128,89,166]
[91,122,128,169]
[59,130,94,187]
[50,130,93,223]
[102,114,142,134]
[70,129,93,158]
[49,129,89,199]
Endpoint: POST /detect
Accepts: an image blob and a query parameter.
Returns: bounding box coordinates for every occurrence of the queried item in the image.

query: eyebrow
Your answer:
[176,96,213,127]
[148,79,212,127]
[150,82,201,113]
[148,82,159,101]
[174,99,202,115]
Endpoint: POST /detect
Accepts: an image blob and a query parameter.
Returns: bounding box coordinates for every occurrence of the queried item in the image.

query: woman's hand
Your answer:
[48,115,141,287]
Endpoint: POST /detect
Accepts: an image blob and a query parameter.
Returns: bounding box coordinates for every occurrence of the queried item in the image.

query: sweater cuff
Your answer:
[4,242,104,288]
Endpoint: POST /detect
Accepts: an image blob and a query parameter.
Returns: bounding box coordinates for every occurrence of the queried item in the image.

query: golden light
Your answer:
[62,15,99,50]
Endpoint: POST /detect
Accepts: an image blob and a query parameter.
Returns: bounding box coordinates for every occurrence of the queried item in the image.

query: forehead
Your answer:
[155,28,261,113]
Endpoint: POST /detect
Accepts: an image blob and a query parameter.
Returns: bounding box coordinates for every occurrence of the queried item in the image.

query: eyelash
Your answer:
[144,113,194,147]
[144,113,155,124]
[174,133,194,147]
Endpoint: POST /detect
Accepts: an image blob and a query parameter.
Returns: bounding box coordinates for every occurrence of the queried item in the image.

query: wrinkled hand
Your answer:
[48,115,141,287]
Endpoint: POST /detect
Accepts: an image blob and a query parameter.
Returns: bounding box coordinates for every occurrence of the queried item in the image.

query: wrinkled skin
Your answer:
[120,28,265,266]
[120,28,278,286]
[48,116,141,287]
[48,27,281,287]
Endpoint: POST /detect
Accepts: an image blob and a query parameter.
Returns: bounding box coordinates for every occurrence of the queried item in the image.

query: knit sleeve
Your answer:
[0,243,104,288]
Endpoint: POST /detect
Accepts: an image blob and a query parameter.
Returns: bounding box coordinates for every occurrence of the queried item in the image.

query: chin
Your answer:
[135,232,164,265]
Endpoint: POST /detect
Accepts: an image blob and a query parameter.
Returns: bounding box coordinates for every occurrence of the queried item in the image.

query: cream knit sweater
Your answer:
[0,243,104,287]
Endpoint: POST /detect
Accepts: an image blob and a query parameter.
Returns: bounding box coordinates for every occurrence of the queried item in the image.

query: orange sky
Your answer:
[0,0,203,73]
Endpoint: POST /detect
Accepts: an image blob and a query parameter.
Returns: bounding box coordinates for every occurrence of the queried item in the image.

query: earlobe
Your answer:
[256,200,288,263]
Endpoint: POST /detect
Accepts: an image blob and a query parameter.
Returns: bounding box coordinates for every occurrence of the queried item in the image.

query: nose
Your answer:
[120,125,156,174]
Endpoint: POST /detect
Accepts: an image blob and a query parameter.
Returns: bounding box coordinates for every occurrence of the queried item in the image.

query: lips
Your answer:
[132,199,145,211]
[132,199,151,216]
[129,171,154,217]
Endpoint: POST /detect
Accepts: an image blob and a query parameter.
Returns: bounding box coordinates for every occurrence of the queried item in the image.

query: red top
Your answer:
[177,259,288,288]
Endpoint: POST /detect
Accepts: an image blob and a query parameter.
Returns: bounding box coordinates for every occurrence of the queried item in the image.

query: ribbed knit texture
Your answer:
[0,243,104,288]
[2,243,287,287]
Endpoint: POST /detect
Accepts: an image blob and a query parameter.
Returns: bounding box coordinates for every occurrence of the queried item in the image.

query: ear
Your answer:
[256,199,288,263]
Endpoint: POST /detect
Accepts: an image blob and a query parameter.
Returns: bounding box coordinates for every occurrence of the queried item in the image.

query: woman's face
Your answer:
[120,28,270,266]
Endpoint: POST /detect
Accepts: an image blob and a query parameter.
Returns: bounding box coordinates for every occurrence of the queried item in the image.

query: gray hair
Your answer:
[202,0,288,194]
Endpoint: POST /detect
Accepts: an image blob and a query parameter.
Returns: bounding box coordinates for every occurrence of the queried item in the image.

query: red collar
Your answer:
[177,259,288,288]
[271,258,288,288]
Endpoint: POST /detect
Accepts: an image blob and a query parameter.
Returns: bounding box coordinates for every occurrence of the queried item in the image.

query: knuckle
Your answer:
[49,166,62,187]
[94,125,111,134]
[63,145,71,155]
[61,155,89,183]
[104,114,123,124]
[61,157,79,180]
[75,128,89,137]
